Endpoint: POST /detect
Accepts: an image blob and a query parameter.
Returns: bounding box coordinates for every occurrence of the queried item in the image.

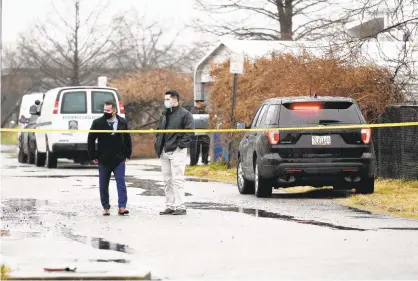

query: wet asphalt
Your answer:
[1,144,418,280]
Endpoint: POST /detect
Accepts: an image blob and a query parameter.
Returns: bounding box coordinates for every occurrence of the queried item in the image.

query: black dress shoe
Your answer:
[172,209,187,215]
[159,208,175,215]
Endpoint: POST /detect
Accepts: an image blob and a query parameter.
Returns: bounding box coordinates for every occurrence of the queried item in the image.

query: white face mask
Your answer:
[164,100,173,109]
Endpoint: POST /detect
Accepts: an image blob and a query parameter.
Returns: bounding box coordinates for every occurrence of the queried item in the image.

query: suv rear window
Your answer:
[279,101,362,126]
[61,91,87,114]
[92,91,117,114]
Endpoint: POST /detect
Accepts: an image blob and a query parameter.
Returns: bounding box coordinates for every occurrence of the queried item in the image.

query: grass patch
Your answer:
[185,164,418,219]
[1,130,18,145]
[337,179,418,219]
[1,264,11,280]
[185,162,236,183]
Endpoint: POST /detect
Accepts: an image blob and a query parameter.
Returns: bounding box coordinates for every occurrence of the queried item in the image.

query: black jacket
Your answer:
[154,106,194,158]
[87,115,132,169]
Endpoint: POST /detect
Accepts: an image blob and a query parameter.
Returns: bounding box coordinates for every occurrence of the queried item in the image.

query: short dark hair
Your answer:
[165,90,180,101]
[104,99,116,109]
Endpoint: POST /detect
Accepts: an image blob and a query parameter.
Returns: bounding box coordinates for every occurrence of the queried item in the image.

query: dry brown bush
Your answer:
[109,68,193,105]
[209,52,405,127]
[109,68,194,158]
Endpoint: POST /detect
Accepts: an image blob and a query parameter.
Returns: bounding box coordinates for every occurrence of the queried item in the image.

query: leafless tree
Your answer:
[16,0,124,89]
[1,47,39,126]
[111,10,207,73]
[193,0,350,41]
[337,0,418,101]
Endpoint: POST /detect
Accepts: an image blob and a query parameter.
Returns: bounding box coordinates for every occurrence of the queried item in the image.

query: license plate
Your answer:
[312,135,331,146]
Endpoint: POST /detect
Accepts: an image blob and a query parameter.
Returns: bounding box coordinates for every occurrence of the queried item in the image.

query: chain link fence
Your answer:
[373,105,418,180]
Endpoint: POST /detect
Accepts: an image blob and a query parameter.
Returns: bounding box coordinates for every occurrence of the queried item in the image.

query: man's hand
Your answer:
[125,158,129,162]
[92,159,98,164]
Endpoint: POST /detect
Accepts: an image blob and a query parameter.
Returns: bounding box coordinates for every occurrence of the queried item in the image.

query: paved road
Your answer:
[1,144,418,280]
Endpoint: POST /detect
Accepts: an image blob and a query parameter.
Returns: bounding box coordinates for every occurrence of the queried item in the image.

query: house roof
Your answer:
[195,38,418,73]
[194,38,332,73]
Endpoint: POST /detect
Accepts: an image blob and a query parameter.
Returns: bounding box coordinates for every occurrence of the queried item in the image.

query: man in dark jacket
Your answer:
[190,100,210,165]
[87,100,132,216]
[155,90,194,215]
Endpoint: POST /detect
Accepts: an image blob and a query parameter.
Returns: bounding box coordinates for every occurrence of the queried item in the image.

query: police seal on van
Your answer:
[32,86,126,168]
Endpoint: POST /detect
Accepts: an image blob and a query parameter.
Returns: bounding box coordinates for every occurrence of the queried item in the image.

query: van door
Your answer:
[51,90,90,146]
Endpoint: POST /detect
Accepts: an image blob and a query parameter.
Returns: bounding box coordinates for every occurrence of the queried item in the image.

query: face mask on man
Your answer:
[164,100,173,109]
[104,112,114,119]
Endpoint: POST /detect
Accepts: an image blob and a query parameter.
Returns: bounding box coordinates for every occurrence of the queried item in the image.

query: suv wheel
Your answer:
[35,148,46,167]
[254,163,272,198]
[46,148,58,168]
[237,157,255,194]
[355,177,375,194]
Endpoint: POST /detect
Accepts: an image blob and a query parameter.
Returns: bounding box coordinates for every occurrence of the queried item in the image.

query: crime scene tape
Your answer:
[0,122,417,133]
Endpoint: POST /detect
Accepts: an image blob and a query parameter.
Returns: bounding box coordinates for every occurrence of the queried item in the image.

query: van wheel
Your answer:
[35,148,46,167]
[27,142,35,164]
[18,146,27,163]
[46,149,58,168]
[237,157,255,194]
[254,162,272,198]
[355,177,375,194]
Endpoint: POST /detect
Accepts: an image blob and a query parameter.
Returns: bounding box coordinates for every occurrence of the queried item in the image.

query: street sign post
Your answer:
[98,76,107,87]
[227,52,245,168]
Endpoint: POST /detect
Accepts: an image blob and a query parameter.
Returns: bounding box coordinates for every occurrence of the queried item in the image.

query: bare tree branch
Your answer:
[16,0,124,89]
[193,0,346,40]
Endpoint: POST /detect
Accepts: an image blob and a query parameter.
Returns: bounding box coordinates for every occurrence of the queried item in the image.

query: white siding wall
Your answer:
[194,45,233,101]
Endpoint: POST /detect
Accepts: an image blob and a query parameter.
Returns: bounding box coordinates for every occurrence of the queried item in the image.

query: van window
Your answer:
[92,91,117,114]
[61,91,87,114]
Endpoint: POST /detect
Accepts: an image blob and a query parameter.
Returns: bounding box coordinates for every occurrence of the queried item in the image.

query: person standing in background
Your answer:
[155,90,194,215]
[190,100,210,166]
[88,100,132,216]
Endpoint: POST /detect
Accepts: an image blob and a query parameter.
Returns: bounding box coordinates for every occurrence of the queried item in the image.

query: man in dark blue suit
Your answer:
[88,100,132,216]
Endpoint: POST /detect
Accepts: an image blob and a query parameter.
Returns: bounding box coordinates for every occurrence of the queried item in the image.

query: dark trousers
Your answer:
[190,135,210,165]
[98,161,127,209]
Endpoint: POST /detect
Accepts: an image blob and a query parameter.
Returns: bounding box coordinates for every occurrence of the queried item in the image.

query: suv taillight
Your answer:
[53,100,59,114]
[361,128,371,144]
[119,101,125,114]
[266,130,280,144]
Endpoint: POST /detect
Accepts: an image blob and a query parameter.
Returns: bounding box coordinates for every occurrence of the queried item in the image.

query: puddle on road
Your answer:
[187,202,367,231]
[380,227,418,231]
[140,166,161,172]
[188,202,418,231]
[346,206,374,215]
[92,259,129,263]
[63,230,134,254]
[1,199,49,238]
[126,176,192,196]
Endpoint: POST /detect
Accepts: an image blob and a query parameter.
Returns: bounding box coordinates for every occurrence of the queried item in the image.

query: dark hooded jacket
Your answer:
[154,106,194,158]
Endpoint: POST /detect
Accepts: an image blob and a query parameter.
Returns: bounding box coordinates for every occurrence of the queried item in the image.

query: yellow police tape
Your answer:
[0,122,417,133]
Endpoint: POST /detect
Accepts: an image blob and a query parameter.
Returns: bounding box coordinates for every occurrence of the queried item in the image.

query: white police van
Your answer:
[32,86,125,168]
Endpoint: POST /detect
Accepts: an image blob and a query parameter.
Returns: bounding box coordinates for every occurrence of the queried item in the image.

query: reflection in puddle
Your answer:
[187,202,367,231]
[63,230,133,254]
[92,259,129,263]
